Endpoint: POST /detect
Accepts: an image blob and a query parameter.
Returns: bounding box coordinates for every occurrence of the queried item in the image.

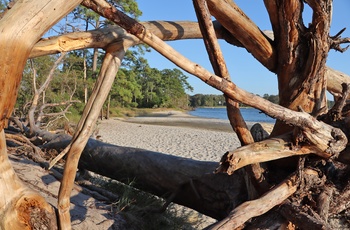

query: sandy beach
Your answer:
[96,110,273,227]
[97,111,245,162]
[97,110,273,162]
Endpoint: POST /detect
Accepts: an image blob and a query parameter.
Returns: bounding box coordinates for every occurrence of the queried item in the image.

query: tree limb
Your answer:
[82,0,347,158]
[209,174,298,229]
[193,0,268,196]
[279,200,331,230]
[57,45,131,229]
[29,22,350,99]
[28,52,67,134]
[206,0,275,71]
[215,133,322,175]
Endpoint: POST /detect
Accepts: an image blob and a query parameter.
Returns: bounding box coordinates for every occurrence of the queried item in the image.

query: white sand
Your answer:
[96,112,272,227]
[97,115,242,162]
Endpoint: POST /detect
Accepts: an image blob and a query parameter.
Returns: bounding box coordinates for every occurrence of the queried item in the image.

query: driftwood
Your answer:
[12,123,347,229]
[193,0,268,199]
[40,133,247,220]
[0,0,349,229]
[210,174,298,229]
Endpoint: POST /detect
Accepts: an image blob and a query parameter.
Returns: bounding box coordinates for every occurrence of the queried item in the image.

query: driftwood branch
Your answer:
[29,22,350,99]
[215,133,322,175]
[330,28,350,52]
[82,0,347,159]
[279,200,331,230]
[38,131,247,220]
[330,182,350,215]
[193,0,268,196]
[327,83,350,121]
[206,0,275,71]
[209,174,298,229]
[56,45,131,229]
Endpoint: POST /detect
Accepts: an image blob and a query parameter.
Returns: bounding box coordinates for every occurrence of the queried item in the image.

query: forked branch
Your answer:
[83,0,347,157]
[330,28,350,52]
[57,45,131,229]
[209,174,298,229]
[216,133,324,175]
[193,0,268,197]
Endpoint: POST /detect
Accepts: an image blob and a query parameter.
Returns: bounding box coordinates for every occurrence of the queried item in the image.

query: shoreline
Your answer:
[124,109,274,133]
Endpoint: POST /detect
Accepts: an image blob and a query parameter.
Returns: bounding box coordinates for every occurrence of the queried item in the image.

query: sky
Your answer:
[136,1,350,96]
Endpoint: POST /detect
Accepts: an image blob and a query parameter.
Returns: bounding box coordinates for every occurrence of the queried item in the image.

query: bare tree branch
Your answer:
[330,28,350,52]
[29,22,350,99]
[82,0,347,157]
[193,0,268,196]
[206,0,276,71]
[209,174,298,229]
[216,133,322,175]
[28,52,67,134]
[57,44,132,229]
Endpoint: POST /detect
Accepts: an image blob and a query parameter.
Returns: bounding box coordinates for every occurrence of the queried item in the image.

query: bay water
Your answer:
[188,107,275,123]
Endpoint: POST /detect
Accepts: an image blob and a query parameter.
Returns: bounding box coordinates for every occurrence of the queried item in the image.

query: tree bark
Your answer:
[29,21,349,99]
[0,1,81,229]
[57,47,129,229]
[41,134,247,220]
[0,0,348,228]
[0,130,57,229]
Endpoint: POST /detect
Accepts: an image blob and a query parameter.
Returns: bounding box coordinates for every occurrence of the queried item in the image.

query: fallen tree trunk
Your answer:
[41,134,247,220]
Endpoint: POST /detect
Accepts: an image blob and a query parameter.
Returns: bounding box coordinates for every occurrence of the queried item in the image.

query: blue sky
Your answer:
[137,1,350,96]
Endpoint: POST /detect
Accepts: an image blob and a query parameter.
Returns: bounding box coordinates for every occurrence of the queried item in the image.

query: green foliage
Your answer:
[0,0,8,12]
[189,94,226,107]
[111,68,143,108]
[189,94,281,108]
[262,93,279,104]
[107,49,193,110]
[111,0,142,19]
[136,67,192,108]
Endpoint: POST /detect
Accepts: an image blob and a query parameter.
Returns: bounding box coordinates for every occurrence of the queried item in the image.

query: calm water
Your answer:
[188,107,275,123]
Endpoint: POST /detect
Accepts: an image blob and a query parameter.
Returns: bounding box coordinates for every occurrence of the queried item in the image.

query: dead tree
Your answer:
[1,0,350,229]
[0,1,82,229]
[80,0,350,229]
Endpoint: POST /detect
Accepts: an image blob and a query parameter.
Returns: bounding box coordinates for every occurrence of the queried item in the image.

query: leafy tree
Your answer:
[111,68,142,107]
[262,93,279,104]
[189,94,226,107]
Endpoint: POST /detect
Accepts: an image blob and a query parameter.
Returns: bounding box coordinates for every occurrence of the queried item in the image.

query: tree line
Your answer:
[13,3,194,126]
[7,2,288,124]
[189,93,279,107]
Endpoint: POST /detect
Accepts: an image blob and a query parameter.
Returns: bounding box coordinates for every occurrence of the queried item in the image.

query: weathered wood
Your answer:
[1,129,57,229]
[29,22,349,99]
[209,174,298,229]
[38,133,248,220]
[82,0,347,159]
[57,47,130,229]
[0,0,348,229]
[317,186,333,222]
[216,133,325,175]
[0,0,81,229]
[206,0,275,71]
[193,0,268,197]
[279,200,331,230]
